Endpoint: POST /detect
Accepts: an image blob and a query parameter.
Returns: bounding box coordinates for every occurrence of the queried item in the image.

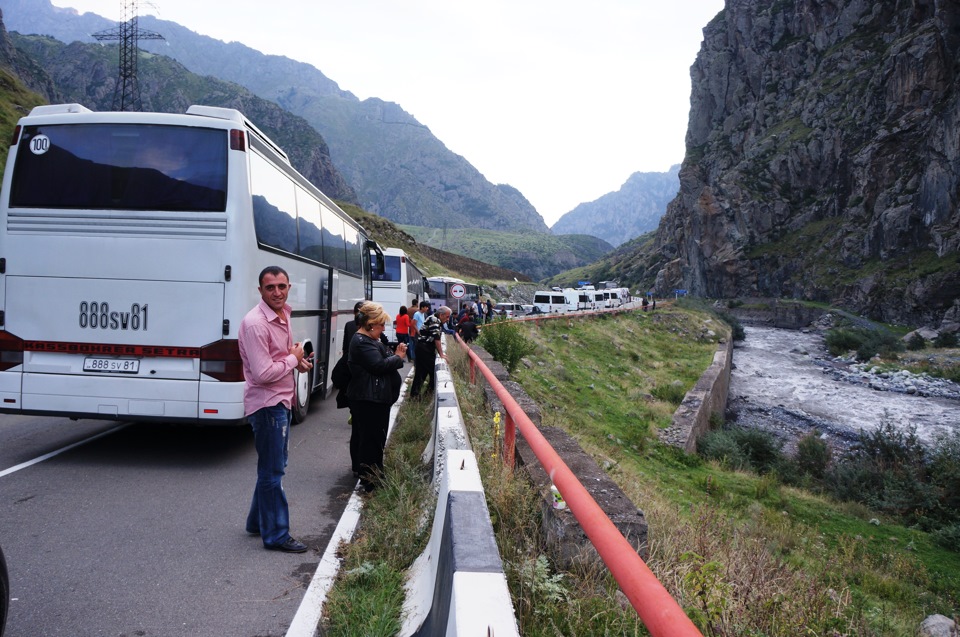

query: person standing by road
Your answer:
[407,305,419,362]
[341,301,365,357]
[395,305,412,362]
[347,302,407,491]
[410,305,452,399]
[239,266,313,553]
[412,300,428,335]
[456,309,479,342]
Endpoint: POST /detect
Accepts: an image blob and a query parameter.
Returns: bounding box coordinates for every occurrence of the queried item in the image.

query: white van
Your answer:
[493,302,525,318]
[533,290,569,313]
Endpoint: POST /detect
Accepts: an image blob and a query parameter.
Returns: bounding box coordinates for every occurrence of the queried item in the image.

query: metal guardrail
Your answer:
[453,307,704,637]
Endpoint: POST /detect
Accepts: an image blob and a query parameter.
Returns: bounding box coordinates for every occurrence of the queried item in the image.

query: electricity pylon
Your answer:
[93,0,164,111]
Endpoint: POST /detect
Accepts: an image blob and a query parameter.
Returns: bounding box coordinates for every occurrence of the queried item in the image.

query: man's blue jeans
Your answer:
[245,404,292,547]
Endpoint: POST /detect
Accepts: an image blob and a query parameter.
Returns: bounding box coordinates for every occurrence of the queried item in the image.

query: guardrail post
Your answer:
[503,411,515,469]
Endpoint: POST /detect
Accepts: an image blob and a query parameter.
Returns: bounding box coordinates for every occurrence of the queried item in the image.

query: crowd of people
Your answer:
[238,269,496,552]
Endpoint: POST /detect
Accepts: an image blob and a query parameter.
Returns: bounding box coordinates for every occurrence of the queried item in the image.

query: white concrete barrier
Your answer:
[400,354,519,636]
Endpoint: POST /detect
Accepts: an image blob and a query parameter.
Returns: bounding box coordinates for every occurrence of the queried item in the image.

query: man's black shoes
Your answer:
[265,537,308,553]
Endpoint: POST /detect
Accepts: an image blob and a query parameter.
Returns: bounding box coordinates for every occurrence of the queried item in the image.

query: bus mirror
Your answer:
[367,240,385,274]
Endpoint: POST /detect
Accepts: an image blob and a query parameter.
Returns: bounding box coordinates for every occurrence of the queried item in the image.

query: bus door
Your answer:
[315,268,333,396]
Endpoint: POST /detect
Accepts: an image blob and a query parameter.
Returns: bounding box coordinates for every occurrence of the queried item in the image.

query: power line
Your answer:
[93,0,164,111]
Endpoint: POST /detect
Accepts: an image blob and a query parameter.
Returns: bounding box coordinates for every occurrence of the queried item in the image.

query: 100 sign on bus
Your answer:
[0,103,382,425]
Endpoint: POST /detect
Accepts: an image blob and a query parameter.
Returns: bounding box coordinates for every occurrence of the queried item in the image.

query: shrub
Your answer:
[651,382,687,406]
[476,319,535,373]
[825,327,903,361]
[823,417,960,531]
[934,331,958,348]
[824,328,865,356]
[931,524,960,551]
[793,432,831,480]
[906,333,926,351]
[731,428,783,473]
[715,309,746,341]
[698,427,784,474]
[698,429,753,471]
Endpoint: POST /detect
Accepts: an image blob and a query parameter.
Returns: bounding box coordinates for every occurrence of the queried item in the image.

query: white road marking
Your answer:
[0,424,129,478]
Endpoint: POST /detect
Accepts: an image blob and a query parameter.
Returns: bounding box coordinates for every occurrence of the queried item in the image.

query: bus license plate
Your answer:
[83,358,140,374]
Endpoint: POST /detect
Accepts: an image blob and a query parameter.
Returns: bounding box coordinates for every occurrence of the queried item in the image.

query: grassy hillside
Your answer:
[339,203,532,284]
[545,230,658,291]
[401,224,613,282]
[0,65,47,180]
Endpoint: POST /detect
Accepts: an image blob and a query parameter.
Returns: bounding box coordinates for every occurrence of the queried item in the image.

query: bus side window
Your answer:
[296,187,324,263]
[250,153,298,254]
[320,206,347,270]
[344,227,363,277]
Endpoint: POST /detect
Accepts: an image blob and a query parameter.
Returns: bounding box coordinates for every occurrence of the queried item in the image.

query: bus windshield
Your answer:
[373,255,403,282]
[426,279,447,298]
[10,124,228,212]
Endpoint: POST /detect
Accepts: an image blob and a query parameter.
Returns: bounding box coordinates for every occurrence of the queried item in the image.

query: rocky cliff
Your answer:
[649,0,960,327]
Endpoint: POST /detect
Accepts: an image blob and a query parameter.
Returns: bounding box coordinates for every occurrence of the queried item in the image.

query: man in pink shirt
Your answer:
[239,266,313,553]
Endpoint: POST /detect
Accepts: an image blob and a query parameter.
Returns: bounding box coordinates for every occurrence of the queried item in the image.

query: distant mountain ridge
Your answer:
[550,165,679,247]
[0,0,550,234]
[6,31,359,203]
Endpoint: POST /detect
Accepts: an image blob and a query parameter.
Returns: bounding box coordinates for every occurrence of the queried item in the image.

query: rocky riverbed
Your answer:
[726,326,960,454]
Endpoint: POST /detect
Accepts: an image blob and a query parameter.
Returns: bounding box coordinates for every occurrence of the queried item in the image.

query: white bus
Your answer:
[372,247,427,341]
[0,103,381,425]
[425,276,482,315]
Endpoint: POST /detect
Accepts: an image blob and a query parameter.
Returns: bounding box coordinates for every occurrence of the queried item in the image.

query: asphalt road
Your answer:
[0,384,361,637]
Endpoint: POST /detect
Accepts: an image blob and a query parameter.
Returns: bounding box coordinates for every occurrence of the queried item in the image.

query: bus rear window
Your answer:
[9,124,228,212]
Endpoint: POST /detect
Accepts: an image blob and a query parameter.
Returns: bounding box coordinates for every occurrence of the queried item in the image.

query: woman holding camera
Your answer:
[347,302,407,491]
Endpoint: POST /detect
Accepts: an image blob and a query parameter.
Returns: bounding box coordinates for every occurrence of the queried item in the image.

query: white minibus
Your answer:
[533,290,568,314]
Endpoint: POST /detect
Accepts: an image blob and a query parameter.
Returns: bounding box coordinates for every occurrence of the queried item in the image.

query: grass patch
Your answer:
[325,306,959,635]
[321,397,435,636]
[460,310,959,635]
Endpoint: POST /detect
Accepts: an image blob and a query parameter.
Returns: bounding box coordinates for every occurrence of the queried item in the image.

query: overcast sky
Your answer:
[51,0,725,226]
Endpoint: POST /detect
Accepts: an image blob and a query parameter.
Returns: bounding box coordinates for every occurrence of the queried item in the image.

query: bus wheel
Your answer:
[292,367,312,424]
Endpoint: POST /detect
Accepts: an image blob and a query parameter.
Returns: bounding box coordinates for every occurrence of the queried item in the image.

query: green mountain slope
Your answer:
[401,225,613,282]
[8,33,357,203]
[0,0,551,234]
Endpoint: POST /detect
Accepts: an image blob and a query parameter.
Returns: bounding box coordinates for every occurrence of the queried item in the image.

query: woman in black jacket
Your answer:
[347,302,407,491]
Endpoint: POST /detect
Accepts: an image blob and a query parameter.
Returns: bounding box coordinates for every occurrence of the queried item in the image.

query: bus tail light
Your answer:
[0,330,24,371]
[200,339,244,382]
[230,129,245,152]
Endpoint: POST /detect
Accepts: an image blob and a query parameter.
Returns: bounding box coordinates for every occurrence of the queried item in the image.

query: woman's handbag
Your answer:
[331,354,351,390]
[389,368,403,404]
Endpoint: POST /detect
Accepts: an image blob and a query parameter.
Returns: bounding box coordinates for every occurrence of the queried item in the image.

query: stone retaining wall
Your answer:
[657,340,733,453]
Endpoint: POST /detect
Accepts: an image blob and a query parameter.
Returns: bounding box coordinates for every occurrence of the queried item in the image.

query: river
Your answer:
[726,326,960,452]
